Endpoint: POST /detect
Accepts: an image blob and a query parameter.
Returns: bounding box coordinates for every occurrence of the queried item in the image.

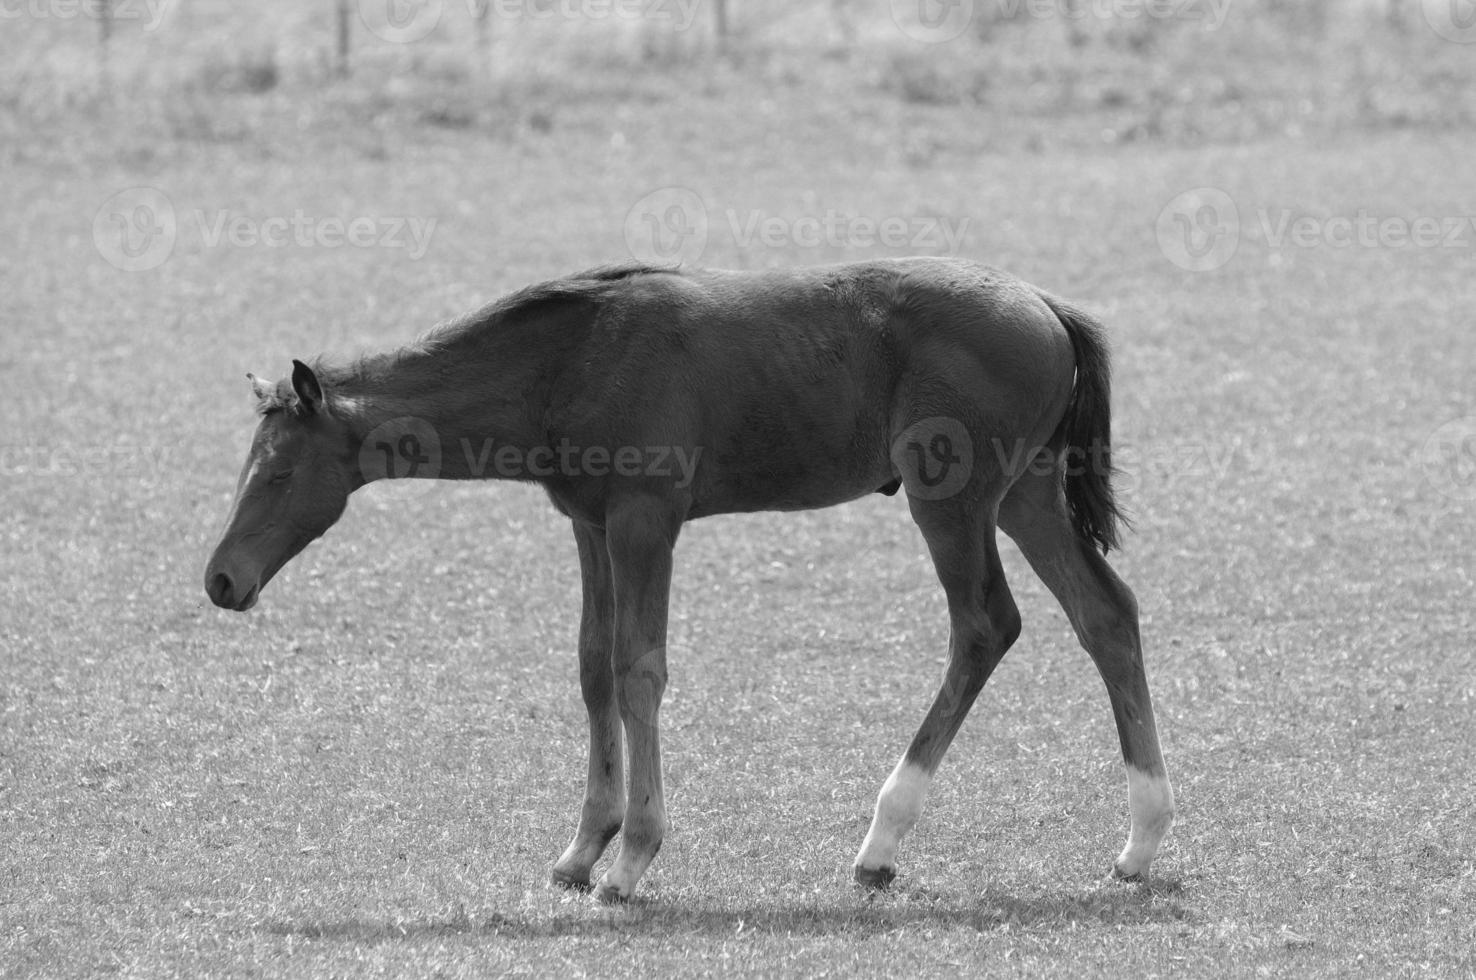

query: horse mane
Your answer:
[312,262,677,398]
[420,262,670,351]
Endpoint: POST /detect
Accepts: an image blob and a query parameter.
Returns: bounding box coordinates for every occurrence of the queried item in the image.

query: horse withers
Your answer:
[204,257,1175,902]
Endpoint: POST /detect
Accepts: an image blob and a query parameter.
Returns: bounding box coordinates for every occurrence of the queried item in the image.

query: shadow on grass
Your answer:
[262,877,1195,943]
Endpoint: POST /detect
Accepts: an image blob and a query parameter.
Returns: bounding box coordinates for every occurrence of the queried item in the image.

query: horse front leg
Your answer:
[594,498,680,903]
[551,521,624,890]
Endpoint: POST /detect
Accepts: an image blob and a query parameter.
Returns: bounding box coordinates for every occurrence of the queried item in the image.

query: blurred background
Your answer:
[5,0,1471,153]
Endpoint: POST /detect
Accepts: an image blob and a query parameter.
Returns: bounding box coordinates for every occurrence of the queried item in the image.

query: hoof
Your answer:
[1110,863,1147,884]
[853,865,896,890]
[595,883,629,905]
[551,868,593,892]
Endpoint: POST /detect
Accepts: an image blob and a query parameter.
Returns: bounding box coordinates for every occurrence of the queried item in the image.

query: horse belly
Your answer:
[692,375,894,516]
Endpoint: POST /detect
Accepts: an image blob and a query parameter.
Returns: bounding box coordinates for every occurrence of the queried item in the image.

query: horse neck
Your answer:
[338,333,552,482]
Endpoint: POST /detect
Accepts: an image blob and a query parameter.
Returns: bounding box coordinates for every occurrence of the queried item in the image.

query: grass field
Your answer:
[3,2,1475,977]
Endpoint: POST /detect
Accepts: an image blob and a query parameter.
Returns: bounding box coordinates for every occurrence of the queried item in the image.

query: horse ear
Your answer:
[247,372,274,401]
[291,360,324,415]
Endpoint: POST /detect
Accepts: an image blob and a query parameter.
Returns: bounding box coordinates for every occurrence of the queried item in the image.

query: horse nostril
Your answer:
[207,572,235,608]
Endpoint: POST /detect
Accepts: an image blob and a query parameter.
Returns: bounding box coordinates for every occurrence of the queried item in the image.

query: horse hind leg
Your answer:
[999,469,1175,881]
[854,496,1022,887]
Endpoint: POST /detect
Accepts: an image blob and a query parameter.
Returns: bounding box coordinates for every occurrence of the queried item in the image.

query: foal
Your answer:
[205,258,1174,901]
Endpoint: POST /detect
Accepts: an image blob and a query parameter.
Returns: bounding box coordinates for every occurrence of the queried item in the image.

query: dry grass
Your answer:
[2,2,1475,976]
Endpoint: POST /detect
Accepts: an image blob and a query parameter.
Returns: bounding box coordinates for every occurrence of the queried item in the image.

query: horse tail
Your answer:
[1035,291,1128,554]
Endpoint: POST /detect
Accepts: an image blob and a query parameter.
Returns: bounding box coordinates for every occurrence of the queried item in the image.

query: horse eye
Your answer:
[268,469,294,484]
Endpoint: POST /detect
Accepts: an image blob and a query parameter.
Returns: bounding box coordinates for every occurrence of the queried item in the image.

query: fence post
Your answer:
[97,0,114,84]
[474,0,492,78]
[713,0,729,51]
[830,0,858,49]
[1386,0,1408,32]
[337,0,352,77]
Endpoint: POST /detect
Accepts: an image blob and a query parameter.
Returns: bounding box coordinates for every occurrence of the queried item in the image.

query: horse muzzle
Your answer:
[206,571,260,612]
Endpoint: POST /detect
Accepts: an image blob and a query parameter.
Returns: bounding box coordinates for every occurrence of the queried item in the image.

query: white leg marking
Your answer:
[855,758,931,874]
[1114,765,1175,878]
